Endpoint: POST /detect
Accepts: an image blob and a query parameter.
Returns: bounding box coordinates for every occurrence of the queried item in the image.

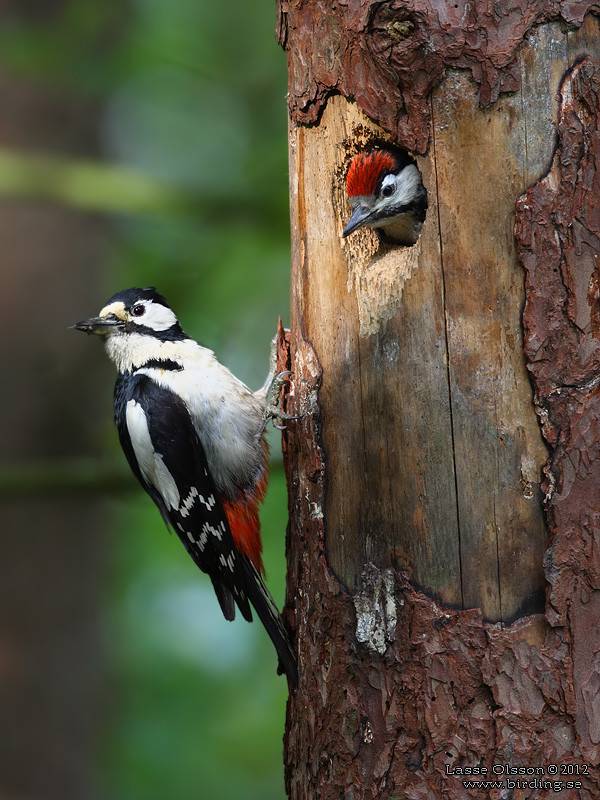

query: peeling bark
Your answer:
[278,0,599,153]
[516,57,600,762]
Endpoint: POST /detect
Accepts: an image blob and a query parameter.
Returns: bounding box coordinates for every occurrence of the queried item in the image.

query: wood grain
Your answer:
[431,70,549,621]
[289,100,462,607]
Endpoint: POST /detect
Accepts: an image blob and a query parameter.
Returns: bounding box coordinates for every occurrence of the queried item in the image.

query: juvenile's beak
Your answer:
[72,313,124,335]
[342,204,375,238]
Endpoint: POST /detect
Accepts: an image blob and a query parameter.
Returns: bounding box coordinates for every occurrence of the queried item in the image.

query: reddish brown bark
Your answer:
[277,0,598,153]
[279,5,600,798]
[516,57,600,759]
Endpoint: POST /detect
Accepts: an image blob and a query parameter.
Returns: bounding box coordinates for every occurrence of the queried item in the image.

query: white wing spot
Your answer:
[180,487,199,518]
[200,493,216,510]
[198,521,225,551]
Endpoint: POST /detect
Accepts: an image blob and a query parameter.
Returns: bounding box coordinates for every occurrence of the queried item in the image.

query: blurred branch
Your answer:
[0,148,188,215]
[0,457,138,499]
[0,148,286,225]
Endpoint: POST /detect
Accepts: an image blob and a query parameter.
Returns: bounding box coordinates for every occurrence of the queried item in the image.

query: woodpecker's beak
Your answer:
[73,313,125,335]
[342,204,375,238]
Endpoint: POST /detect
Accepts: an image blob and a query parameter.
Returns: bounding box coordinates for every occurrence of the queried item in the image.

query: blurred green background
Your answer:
[0,1,291,799]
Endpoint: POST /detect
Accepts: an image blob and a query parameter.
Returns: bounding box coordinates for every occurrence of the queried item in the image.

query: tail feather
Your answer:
[242,557,298,689]
[211,576,252,623]
[211,576,235,621]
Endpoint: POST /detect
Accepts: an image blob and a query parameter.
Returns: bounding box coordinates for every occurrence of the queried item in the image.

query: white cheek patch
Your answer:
[393,164,421,205]
[137,300,178,332]
[126,399,181,510]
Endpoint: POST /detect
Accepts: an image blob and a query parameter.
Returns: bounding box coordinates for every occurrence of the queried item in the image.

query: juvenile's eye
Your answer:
[131,304,145,317]
[381,184,395,198]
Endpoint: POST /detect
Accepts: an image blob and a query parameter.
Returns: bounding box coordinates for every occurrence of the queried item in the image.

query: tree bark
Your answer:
[279,2,600,797]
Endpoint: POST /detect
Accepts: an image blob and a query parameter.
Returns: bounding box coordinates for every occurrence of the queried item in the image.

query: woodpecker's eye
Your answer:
[131,304,146,317]
[381,183,395,198]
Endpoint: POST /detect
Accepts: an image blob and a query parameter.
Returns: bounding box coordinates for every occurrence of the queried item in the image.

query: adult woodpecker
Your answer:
[343,149,428,245]
[74,287,297,688]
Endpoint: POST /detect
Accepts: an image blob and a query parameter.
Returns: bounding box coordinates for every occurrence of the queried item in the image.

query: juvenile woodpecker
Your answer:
[343,149,427,245]
[74,287,297,688]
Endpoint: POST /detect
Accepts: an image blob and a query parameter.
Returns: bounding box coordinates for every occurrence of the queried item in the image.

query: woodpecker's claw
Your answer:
[258,330,303,432]
[260,370,302,433]
[264,366,292,411]
[263,407,303,432]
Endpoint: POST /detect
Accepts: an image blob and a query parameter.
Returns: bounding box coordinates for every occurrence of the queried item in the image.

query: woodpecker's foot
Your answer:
[261,370,302,432]
[260,330,289,393]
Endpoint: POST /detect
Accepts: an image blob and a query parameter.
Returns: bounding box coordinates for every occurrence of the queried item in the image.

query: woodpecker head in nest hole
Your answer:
[343,148,427,246]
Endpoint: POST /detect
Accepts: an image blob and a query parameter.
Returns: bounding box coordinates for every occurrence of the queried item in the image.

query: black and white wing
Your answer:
[114,371,252,622]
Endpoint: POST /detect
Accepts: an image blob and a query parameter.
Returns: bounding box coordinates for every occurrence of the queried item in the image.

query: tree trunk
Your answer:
[278,2,600,797]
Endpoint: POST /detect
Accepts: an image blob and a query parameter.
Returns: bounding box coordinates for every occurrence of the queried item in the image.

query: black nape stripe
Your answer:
[144,358,183,371]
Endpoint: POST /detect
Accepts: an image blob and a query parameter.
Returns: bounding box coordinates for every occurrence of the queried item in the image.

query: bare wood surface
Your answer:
[289,99,462,606]
[430,70,550,620]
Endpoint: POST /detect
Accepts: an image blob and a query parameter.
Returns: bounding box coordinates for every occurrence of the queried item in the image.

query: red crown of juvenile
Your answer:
[346,150,397,198]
